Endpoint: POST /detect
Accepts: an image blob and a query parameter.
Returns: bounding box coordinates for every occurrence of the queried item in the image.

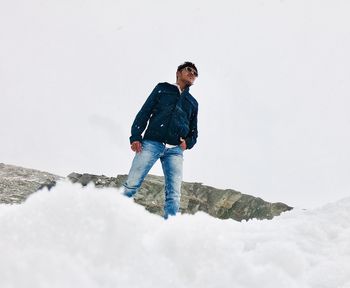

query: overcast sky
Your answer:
[1,0,350,208]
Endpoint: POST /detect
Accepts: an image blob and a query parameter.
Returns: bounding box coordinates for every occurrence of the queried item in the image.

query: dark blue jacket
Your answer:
[130,82,198,149]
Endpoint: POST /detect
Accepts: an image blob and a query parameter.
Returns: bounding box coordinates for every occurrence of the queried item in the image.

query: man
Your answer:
[123,62,199,219]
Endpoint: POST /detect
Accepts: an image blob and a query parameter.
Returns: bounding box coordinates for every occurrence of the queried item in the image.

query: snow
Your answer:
[1,181,350,288]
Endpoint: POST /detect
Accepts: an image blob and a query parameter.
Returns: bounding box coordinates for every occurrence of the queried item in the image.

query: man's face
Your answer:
[177,66,198,86]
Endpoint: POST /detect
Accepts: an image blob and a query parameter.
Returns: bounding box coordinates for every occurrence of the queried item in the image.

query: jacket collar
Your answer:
[172,83,190,94]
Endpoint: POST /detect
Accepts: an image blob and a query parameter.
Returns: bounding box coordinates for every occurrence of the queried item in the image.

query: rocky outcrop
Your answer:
[68,173,293,221]
[0,163,293,221]
[0,163,62,204]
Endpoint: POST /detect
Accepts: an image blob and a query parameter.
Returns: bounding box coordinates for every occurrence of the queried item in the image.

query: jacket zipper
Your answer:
[164,89,183,144]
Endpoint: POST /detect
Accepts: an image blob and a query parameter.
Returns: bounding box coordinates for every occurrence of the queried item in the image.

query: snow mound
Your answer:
[1,181,350,288]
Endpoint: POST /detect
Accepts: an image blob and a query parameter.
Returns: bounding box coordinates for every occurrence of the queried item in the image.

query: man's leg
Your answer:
[160,146,183,219]
[123,140,162,197]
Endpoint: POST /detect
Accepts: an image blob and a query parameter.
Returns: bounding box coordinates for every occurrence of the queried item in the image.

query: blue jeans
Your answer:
[123,140,184,219]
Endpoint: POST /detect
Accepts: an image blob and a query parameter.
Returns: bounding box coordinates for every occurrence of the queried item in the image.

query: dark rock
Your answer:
[67,172,119,188]
[68,173,293,221]
[0,163,293,221]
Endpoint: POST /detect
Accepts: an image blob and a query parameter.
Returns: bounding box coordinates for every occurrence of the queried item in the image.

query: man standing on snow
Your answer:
[123,62,199,219]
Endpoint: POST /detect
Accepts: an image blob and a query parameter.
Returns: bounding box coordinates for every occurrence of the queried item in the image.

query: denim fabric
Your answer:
[123,140,183,219]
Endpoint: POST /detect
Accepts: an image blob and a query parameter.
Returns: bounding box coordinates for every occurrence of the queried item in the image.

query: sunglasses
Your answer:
[183,66,198,77]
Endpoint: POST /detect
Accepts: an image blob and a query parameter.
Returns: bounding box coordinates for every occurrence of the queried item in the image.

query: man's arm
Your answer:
[184,106,198,150]
[129,84,160,144]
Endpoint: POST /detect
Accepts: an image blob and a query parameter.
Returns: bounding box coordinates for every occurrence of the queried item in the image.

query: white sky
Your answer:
[1,0,350,208]
[1,181,350,287]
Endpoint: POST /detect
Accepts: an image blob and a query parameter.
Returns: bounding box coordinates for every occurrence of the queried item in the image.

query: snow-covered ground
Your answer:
[1,181,349,288]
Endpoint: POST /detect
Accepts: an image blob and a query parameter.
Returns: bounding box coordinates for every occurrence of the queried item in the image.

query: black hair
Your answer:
[177,62,198,76]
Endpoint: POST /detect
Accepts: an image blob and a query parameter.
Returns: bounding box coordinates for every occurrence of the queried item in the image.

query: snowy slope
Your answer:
[1,181,349,288]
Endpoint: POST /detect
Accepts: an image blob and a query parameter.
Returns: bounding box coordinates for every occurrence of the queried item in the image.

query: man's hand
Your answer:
[180,137,187,150]
[131,141,142,153]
